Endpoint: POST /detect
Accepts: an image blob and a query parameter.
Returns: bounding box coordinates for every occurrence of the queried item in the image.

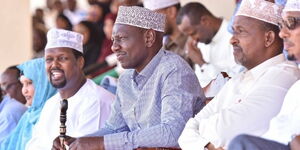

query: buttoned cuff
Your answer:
[104,132,133,150]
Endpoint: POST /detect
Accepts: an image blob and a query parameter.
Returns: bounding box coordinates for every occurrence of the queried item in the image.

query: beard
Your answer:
[49,68,67,88]
[287,54,296,61]
[50,76,67,88]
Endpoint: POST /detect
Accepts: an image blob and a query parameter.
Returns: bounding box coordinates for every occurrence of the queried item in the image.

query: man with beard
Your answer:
[143,0,193,67]
[227,0,300,149]
[25,28,115,150]
[178,0,300,150]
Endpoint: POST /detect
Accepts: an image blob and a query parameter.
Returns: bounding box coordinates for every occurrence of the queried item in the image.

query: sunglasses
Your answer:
[278,16,300,30]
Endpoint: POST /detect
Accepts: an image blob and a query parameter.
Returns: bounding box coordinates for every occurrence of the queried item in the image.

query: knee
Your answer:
[228,134,252,150]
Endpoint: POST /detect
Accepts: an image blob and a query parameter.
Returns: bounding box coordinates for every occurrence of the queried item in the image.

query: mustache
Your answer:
[232,44,242,50]
[50,68,64,73]
[283,39,294,46]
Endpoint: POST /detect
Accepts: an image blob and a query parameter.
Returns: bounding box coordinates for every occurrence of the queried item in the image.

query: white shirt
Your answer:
[178,54,300,150]
[0,96,27,142]
[25,79,115,150]
[262,80,300,145]
[195,19,243,88]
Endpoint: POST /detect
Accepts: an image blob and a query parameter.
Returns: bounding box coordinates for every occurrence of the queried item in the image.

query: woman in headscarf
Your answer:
[0,58,57,150]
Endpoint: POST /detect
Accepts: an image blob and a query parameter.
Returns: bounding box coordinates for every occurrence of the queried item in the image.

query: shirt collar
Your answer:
[245,54,285,79]
[131,48,164,80]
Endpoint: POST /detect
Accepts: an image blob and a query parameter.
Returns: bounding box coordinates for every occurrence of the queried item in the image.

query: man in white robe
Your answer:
[228,0,300,149]
[178,0,300,149]
[25,28,115,150]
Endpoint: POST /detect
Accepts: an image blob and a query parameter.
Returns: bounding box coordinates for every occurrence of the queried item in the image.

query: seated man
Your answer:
[25,28,115,150]
[178,0,300,149]
[176,2,243,96]
[0,66,26,105]
[52,6,205,150]
[228,0,300,149]
[0,66,27,142]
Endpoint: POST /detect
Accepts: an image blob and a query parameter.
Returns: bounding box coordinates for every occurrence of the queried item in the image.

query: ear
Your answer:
[200,15,209,25]
[77,56,85,69]
[144,29,156,48]
[264,30,275,47]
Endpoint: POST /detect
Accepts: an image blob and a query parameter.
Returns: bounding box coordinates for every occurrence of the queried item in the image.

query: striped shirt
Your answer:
[91,49,205,150]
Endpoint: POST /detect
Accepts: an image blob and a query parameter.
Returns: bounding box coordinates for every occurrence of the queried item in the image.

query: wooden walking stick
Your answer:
[60,99,68,150]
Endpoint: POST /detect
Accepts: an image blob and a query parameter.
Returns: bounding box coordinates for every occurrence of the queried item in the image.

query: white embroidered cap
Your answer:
[115,6,166,32]
[45,28,83,53]
[143,0,180,11]
[283,0,300,12]
[236,0,283,26]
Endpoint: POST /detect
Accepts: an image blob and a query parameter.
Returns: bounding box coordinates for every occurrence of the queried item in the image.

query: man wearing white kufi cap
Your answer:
[178,0,300,150]
[228,0,300,150]
[143,0,193,67]
[52,6,205,150]
[25,28,115,150]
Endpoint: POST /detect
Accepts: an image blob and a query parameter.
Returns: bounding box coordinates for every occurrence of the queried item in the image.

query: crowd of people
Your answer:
[0,0,299,150]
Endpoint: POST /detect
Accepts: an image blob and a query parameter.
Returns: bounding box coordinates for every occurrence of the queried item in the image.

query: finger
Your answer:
[65,137,76,146]
[53,137,62,150]
[68,140,76,150]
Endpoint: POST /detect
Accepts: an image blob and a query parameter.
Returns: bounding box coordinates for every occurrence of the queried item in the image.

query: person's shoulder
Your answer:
[271,60,300,76]
[159,50,193,72]
[43,92,60,106]
[3,97,26,109]
[0,96,27,116]
[80,79,115,100]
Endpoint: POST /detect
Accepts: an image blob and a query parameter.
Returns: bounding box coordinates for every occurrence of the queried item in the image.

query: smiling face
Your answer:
[20,75,35,106]
[230,16,267,70]
[111,24,153,72]
[279,11,300,63]
[45,48,84,90]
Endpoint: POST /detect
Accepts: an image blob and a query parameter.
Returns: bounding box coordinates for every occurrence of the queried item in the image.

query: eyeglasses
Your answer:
[278,16,300,30]
[0,81,19,92]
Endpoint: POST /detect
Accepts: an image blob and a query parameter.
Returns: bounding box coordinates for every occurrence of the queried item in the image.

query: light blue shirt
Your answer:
[0,95,27,143]
[90,49,206,149]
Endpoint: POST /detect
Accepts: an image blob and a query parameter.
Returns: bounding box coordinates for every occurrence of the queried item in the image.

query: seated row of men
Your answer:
[0,0,299,150]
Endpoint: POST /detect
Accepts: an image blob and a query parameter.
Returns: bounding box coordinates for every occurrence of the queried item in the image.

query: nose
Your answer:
[22,85,28,95]
[279,27,290,39]
[230,34,238,46]
[111,40,121,53]
[51,59,61,69]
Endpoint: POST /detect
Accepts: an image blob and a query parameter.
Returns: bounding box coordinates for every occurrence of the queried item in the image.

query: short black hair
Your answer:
[6,65,21,78]
[56,13,73,31]
[176,2,212,25]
